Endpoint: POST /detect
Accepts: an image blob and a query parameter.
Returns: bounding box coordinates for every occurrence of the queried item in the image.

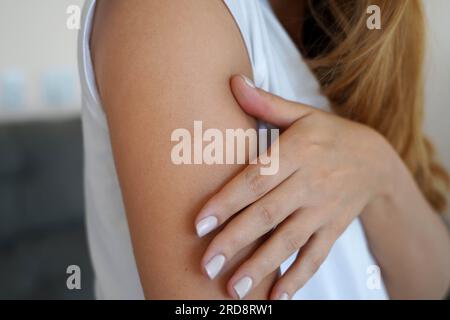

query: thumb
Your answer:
[230,75,314,128]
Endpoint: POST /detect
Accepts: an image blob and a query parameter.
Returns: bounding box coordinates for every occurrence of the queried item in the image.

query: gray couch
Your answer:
[0,117,94,299]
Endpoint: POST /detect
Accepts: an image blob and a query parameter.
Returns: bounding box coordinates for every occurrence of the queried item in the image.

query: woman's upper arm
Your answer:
[90,0,277,299]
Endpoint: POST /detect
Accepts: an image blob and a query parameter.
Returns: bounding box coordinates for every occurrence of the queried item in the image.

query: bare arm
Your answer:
[188,77,450,300]
[90,0,277,299]
[361,153,450,299]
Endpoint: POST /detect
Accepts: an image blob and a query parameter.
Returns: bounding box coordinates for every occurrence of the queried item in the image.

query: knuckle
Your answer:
[215,230,244,256]
[283,231,304,253]
[290,130,309,149]
[245,168,268,198]
[309,255,323,274]
[307,252,326,274]
[310,169,331,192]
[257,204,276,228]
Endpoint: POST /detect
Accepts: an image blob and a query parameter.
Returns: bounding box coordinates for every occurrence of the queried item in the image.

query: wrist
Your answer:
[364,133,404,218]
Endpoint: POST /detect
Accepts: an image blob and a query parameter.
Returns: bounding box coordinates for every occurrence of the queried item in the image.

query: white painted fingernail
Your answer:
[196,216,218,237]
[278,292,289,300]
[233,276,253,299]
[204,254,226,280]
[241,75,255,89]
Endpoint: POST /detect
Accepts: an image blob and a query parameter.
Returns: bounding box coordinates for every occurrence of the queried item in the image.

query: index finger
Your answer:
[194,137,298,237]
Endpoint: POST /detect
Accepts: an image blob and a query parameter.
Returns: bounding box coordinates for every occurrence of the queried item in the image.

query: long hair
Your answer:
[302,0,450,212]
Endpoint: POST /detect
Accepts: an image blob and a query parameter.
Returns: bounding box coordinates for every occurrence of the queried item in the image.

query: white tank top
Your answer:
[79,0,388,300]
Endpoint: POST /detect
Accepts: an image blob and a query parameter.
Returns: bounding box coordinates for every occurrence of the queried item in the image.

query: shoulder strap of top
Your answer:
[78,0,108,128]
[223,0,269,87]
[78,0,270,128]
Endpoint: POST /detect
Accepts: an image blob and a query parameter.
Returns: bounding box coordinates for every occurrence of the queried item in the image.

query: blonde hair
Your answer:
[302,0,450,213]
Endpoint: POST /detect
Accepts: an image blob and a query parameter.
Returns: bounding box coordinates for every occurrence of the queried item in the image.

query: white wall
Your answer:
[423,0,450,219]
[0,0,85,119]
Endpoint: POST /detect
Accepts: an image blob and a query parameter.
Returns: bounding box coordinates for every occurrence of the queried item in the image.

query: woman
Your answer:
[79,0,450,299]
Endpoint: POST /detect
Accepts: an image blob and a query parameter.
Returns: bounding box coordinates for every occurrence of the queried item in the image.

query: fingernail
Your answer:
[204,254,226,280]
[278,292,289,300]
[241,75,255,89]
[233,276,253,299]
[196,216,218,237]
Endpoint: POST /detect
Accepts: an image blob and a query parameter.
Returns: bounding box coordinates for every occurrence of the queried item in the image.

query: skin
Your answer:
[91,0,450,299]
[91,0,278,299]
[197,76,450,299]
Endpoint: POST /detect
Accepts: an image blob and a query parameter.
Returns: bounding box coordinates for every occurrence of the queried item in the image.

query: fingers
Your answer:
[195,134,299,238]
[230,75,314,128]
[200,172,306,279]
[269,228,336,300]
[195,75,319,237]
[225,208,322,299]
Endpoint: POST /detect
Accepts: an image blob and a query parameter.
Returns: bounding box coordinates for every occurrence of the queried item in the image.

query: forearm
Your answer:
[361,148,450,299]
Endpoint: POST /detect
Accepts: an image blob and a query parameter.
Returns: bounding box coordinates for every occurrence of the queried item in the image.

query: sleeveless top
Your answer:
[78,0,388,299]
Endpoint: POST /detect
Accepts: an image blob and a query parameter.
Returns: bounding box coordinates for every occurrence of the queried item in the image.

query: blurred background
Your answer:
[0,0,449,299]
[0,0,92,299]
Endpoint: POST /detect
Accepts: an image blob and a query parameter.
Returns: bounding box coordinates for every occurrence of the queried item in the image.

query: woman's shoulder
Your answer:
[89,0,260,50]
[90,0,254,103]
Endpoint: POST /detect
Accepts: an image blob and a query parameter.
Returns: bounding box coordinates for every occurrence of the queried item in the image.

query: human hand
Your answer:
[195,75,395,300]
